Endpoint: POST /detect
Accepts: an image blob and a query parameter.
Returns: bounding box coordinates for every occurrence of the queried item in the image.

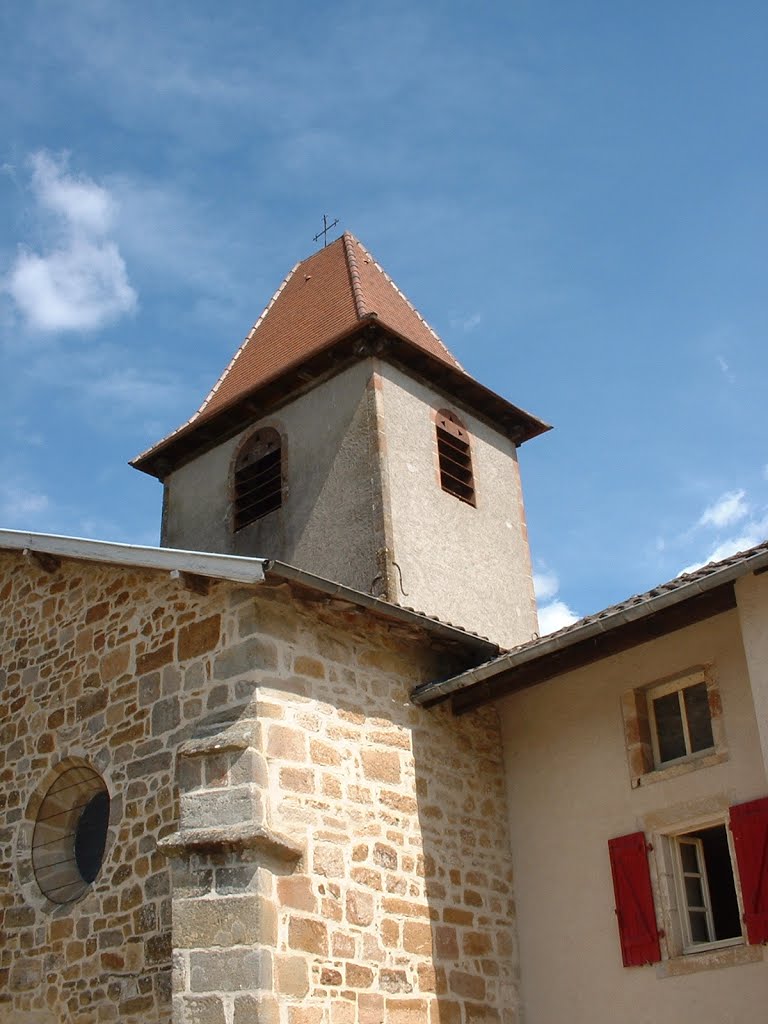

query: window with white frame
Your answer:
[647,673,715,768]
[671,823,742,952]
[609,796,768,968]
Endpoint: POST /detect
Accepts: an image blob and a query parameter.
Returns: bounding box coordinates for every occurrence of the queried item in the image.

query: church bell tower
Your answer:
[132,234,549,649]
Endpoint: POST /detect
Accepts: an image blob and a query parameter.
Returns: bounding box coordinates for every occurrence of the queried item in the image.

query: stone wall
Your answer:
[0,551,234,1023]
[1,550,521,1024]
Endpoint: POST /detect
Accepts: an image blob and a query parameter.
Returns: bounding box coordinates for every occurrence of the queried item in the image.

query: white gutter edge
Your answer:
[412,546,768,705]
[0,530,497,654]
[0,529,267,585]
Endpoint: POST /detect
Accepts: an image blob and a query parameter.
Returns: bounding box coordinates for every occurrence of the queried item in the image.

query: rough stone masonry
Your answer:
[0,550,522,1024]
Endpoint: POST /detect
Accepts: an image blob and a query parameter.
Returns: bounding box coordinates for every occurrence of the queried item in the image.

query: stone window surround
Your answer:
[641,795,767,978]
[621,664,728,789]
[17,752,120,912]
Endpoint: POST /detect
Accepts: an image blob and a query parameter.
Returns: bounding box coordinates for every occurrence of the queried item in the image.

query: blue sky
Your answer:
[1,1,766,632]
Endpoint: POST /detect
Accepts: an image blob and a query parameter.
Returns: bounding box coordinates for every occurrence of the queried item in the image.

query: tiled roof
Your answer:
[531,539,768,648]
[196,233,463,422]
[133,232,550,476]
[412,538,768,706]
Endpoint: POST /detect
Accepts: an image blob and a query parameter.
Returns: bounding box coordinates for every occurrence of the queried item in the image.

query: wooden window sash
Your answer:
[647,676,714,769]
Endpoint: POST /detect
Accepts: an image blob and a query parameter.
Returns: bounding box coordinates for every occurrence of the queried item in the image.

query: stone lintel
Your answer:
[158,823,302,861]
[178,732,252,758]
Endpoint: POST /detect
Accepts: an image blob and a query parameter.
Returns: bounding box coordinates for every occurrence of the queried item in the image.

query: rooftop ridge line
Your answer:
[342,232,369,320]
[353,236,466,373]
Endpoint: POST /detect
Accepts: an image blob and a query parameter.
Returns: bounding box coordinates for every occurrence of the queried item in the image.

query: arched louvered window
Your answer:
[435,410,475,506]
[233,427,283,530]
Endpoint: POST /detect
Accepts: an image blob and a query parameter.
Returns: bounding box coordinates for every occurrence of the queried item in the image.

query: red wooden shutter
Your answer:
[608,831,661,966]
[730,796,768,944]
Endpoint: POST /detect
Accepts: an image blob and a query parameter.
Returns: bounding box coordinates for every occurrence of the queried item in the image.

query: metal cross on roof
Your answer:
[313,214,339,247]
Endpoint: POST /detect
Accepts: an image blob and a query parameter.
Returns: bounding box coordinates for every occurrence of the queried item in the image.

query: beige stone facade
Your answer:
[0,548,520,1024]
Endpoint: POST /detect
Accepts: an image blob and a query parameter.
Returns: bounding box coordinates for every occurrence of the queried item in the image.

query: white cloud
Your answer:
[538,600,580,635]
[698,489,749,529]
[533,569,560,602]
[681,514,768,575]
[533,564,580,635]
[3,152,137,332]
[449,311,482,333]
[0,483,50,523]
[716,355,735,383]
[23,343,183,421]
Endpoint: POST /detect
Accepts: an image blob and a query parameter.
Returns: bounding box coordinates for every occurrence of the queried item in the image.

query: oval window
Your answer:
[32,765,111,903]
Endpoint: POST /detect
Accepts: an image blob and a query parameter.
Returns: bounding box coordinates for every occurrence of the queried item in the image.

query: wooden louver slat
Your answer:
[436,418,475,506]
[234,429,283,530]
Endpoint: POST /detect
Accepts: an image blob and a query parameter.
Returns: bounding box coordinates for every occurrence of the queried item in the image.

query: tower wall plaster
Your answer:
[162,360,379,595]
[375,362,538,649]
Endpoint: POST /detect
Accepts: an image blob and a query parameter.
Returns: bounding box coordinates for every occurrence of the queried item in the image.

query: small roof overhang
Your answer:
[0,529,498,662]
[412,539,768,714]
[131,323,550,480]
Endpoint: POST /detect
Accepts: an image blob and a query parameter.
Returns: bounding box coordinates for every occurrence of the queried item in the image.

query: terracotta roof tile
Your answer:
[196,232,463,423]
[133,233,550,475]
[530,539,768,649]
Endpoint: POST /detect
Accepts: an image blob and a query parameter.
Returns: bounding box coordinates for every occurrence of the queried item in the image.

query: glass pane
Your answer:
[653,692,686,762]
[684,683,715,752]
[688,910,710,943]
[680,842,699,873]
[685,875,704,908]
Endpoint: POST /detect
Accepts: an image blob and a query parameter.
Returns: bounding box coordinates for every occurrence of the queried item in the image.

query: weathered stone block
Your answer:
[8,958,42,991]
[137,642,174,675]
[174,995,227,1024]
[180,785,263,830]
[152,695,181,735]
[275,955,309,997]
[347,889,374,926]
[288,916,327,955]
[403,920,433,955]
[267,724,306,761]
[178,615,221,661]
[233,994,280,1024]
[277,875,316,912]
[189,948,272,992]
[214,637,277,679]
[380,969,412,994]
[361,749,401,783]
[449,970,486,1000]
[173,896,274,948]
[346,962,374,988]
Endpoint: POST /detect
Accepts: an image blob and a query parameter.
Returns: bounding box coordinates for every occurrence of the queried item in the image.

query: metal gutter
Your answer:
[0,529,497,656]
[264,560,498,656]
[0,530,267,585]
[411,546,768,706]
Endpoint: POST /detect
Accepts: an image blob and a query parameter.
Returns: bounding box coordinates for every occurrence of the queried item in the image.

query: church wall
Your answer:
[162,361,380,594]
[170,592,524,1024]
[498,610,768,1024]
[0,550,238,1024]
[374,362,537,649]
[1,549,524,1024]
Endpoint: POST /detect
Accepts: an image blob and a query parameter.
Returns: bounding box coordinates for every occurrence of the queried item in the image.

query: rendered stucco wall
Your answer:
[498,611,768,1024]
[375,362,538,649]
[735,572,768,784]
[163,361,380,593]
